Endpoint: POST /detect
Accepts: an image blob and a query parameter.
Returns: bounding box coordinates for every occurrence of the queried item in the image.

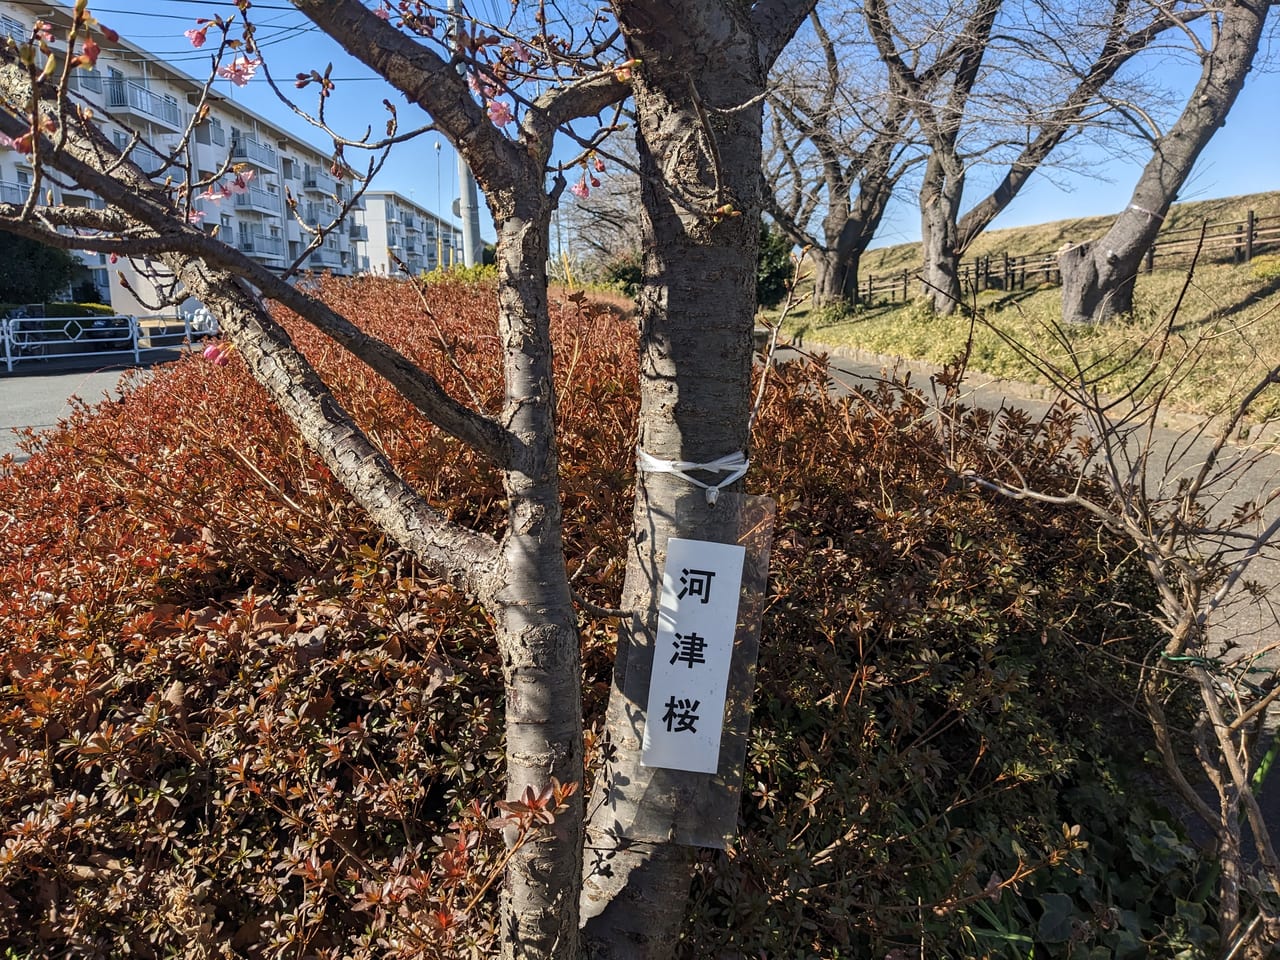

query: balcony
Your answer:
[308,247,343,269]
[231,137,278,171]
[348,224,368,241]
[239,232,284,260]
[0,15,23,43]
[305,201,339,224]
[128,144,184,182]
[402,213,418,231]
[61,191,106,210]
[106,77,182,129]
[0,179,26,205]
[233,186,282,215]
[302,168,336,194]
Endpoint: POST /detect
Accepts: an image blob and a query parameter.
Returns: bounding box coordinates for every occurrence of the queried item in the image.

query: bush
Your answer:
[601,251,643,299]
[0,277,1203,957]
[0,230,79,303]
[1250,254,1280,281]
[421,262,497,285]
[756,224,793,308]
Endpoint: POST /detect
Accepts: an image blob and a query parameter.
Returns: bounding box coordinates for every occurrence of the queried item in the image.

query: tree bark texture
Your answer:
[919,151,966,314]
[490,198,586,960]
[580,1,804,953]
[1058,0,1270,324]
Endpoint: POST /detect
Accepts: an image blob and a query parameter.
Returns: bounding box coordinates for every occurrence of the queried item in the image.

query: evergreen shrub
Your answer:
[0,276,1205,958]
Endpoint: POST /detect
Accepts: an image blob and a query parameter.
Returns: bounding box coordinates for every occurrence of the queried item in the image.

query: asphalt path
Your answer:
[0,361,145,462]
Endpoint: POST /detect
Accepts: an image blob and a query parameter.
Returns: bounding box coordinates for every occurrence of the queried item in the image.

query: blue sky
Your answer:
[61,0,1280,247]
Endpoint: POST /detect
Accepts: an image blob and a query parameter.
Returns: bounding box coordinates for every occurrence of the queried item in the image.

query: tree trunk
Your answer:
[919,151,965,314]
[580,10,765,955]
[490,196,586,960]
[812,245,861,305]
[1059,0,1267,325]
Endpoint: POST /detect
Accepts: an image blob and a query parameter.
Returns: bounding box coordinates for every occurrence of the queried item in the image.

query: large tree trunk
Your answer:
[1059,0,1267,325]
[809,165,898,308]
[580,8,765,956]
[919,151,966,314]
[812,244,861,304]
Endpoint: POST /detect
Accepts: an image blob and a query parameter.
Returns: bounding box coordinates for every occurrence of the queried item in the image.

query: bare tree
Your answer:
[950,267,1280,955]
[865,0,1209,315]
[556,136,644,282]
[1059,0,1275,325]
[0,1,815,958]
[764,8,920,306]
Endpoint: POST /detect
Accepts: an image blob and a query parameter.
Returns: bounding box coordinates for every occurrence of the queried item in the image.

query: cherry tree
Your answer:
[0,0,814,956]
[763,8,919,306]
[863,0,1224,314]
[1058,0,1274,324]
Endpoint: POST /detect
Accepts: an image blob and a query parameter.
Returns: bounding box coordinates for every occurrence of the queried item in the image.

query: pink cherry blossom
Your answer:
[185,26,209,48]
[373,5,391,20]
[593,156,606,173]
[487,99,513,127]
[227,169,255,194]
[511,43,531,63]
[202,341,232,366]
[569,177,589,200]
[217,56,260,87]
[78,39,101,68]
[0,133,13,149]
[187,210,207,224]
[108,252,119,264]
[34,21,54,44]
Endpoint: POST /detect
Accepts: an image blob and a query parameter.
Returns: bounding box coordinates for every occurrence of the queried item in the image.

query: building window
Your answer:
[0,15,23,42]
[210,118,225,146]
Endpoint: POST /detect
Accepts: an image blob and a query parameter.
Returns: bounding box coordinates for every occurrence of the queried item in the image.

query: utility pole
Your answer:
[448,0,483,267]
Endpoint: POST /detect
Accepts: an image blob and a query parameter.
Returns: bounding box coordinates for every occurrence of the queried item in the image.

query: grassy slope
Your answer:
[777,191,1280,423]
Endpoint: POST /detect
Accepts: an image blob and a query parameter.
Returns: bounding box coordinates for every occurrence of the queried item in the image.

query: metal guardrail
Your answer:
[1,311,219,373]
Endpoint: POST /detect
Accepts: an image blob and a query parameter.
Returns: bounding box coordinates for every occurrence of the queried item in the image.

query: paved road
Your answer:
[0,363,138,462]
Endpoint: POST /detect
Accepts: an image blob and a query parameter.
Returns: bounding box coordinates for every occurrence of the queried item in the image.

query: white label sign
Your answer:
[641,537,746,774]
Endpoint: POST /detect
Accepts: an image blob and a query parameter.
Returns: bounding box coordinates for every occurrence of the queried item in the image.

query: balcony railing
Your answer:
[348,224,368,241]
[106,77,182,129]
[0,179,26,205]
[239,233,284,258]
[0,15,24,43]
[302,168,336,194]
[231,137,278,170]
[402,214,418,230]
[305,202,339,223]
[234,186,281,215]
[308,247,342,268]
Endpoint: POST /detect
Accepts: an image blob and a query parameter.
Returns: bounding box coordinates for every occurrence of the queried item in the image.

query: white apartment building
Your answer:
[0,2,462,315]
[362,191,463,277]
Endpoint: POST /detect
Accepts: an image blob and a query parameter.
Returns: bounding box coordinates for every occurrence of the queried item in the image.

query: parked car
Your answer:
[84,315,133,351]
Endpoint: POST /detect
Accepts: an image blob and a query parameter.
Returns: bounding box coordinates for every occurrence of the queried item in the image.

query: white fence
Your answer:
[1,311,218,373]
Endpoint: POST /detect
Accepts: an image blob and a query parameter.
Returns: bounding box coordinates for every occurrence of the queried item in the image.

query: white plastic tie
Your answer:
[636,447,749,506]
[1129,203,1164,221]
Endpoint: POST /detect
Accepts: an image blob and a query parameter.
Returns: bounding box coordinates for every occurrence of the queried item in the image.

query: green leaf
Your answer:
[1037,893,1076,943]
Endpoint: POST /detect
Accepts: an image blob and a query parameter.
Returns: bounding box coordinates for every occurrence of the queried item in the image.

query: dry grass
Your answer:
[773,193,1280,424]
